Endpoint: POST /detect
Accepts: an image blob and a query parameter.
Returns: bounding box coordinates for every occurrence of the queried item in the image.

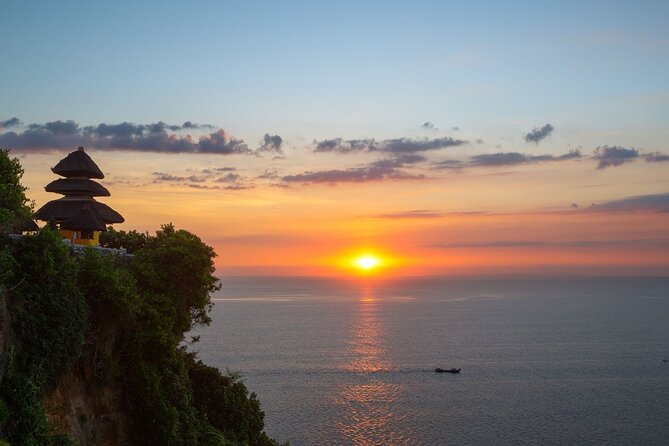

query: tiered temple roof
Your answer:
[35,147,124,230]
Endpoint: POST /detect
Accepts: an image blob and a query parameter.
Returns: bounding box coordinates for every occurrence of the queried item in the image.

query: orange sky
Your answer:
[16,149,669,277]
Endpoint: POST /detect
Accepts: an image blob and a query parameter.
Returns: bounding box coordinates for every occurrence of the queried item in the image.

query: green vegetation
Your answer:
[0,148,34,235]
[0,149,282,445]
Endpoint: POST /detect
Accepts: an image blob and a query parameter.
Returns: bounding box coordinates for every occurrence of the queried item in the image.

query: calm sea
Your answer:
[193,276,669,445]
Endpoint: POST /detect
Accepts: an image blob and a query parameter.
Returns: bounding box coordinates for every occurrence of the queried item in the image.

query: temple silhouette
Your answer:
[35,147,124,246]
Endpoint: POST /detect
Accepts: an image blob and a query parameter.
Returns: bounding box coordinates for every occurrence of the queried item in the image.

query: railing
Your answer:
[8,234,133,258]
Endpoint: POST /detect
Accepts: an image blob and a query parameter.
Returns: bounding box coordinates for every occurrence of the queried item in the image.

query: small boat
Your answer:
[435,367,461,374]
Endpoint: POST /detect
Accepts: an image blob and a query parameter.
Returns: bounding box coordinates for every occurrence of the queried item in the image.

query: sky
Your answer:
[2,0,668,276]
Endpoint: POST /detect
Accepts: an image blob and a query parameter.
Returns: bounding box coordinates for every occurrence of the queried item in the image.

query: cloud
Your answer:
[152,172,186,182]
[592,145,638,169]
[45,120,80,135]
[282,165,424,184]
[525,123,554,143]
[525,124,554,144]
[372,210,485,219]
[433,150,581,170]
[222,184,255,190]
[215,173,242,183]
[470,150,581,167]
[256,133,283,154]
[584,193,669,213]
[0,117,21,129]
[370,154,427,169]
[0,119,250,155]
[314,136,467,154]
[642,152,669,163]
[421,122,436,130]
[152,172,207,183]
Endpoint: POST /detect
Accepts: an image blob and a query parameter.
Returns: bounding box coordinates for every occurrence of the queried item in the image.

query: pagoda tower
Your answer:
[35,147,124,246]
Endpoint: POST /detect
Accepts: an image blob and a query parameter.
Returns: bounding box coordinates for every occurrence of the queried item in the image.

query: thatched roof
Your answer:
[60,206,107,231]
[35,198,124,224]
[45,178,111,197]
[51,147,104,179]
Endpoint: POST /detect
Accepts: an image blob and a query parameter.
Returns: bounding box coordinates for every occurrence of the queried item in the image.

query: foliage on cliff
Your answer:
[0,148,34,235]
[0,150,281,445]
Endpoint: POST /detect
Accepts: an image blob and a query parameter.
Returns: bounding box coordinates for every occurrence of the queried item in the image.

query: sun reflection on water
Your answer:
[334,293,419,445]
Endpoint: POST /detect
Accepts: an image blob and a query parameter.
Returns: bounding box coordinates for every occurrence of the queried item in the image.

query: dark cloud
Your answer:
[421,122,436,130]
[525,123,554,143]
[181,121,215,130]
[642,152,669,163]
[593,145,638,169]
[314,136,466,154]
[257,133,283,154]
[88,122,144,137]
[470,150,581,167]
[452,126,460,131]
[214,166,237,172]
[433,150,581,170]
[197,130,250,154]
[45,120,80,135]
[0,117,21,129]
[0,119,250,155]
[282,165,424,184]
[584,193,669,213]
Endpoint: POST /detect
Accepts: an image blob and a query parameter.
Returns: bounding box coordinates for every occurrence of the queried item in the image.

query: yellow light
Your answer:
[354,255,381,271]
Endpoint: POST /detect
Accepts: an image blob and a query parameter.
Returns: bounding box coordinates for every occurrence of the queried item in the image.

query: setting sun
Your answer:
[354,255,381,271]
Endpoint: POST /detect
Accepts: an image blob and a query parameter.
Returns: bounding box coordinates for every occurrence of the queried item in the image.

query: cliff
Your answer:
[0,227,280,446]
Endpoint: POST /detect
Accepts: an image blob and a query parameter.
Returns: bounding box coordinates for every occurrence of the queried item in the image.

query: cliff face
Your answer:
[0,227,281,446]
[44,361,129,445]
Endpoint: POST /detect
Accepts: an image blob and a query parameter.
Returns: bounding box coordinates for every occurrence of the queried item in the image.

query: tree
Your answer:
[0,149,34,234]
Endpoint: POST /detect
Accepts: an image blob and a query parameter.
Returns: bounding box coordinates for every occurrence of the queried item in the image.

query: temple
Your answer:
[35,147,124,246]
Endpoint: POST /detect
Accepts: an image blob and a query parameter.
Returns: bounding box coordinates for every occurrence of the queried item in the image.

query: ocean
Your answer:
[193,276,669,445]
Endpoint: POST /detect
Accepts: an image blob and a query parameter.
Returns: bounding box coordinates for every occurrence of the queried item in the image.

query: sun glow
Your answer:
[354,255,382,271]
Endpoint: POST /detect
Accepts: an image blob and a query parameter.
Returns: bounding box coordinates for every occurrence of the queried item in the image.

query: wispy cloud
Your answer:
[0,119,251,155]
[369,154,427,168]
[525,123,554,143]
[215,173,242,183]
[314,136,467,154]
[584,193,669,213]
[152,172,207,183]
[0,117,22,129]
[433,150,581,170]
[592,145,638,169]
[282,165,424,184]
[642,152,669,163]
